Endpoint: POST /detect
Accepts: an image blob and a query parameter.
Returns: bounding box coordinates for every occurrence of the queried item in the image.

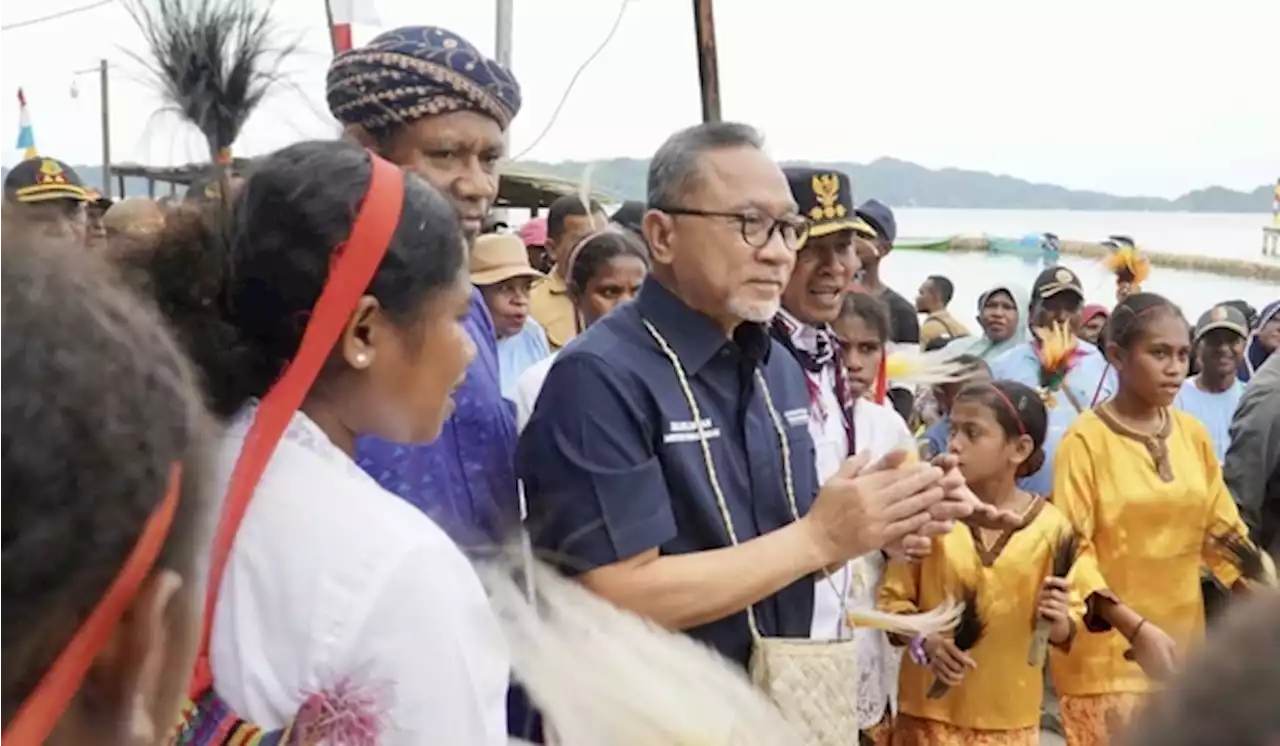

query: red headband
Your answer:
[988,384,1027,436]
[188,152,404,697]
[4,464,184,745]
[5,152,405,745]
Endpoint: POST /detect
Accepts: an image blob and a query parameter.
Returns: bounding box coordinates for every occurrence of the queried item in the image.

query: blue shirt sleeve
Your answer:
[517,352,677,572]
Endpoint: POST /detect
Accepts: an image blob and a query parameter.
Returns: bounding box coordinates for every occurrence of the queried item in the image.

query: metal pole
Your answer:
[99,58,112,197]
[324,0,339,56]
[692,0,721,124]
[493,0,514,222]
[495,0,514,69]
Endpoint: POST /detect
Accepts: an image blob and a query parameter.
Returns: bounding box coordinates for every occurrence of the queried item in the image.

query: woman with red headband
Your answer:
[128,140,508,744]
[2,240,209,744]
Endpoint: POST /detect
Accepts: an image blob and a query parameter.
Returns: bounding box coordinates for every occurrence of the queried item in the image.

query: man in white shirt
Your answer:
[772,167,915,734]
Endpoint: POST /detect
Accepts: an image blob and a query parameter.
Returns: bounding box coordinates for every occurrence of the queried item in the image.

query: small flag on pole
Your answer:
[16,88,37,160]
[327,0,380,53]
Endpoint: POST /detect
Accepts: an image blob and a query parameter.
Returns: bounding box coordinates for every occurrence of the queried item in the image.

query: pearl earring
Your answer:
[355,352,369,366]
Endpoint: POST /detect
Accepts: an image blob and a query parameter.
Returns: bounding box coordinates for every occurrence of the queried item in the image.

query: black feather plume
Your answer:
[927,585,985,698]
[953,585,986,652]
[125,0,298,163]
[1051,532,1080,578]
[1212,530,1267,584]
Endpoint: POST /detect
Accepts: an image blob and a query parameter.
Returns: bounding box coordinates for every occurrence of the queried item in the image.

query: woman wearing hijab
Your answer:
[1239,300,1280,382]
[944,284,1028,362]
[1079,304,1110,347]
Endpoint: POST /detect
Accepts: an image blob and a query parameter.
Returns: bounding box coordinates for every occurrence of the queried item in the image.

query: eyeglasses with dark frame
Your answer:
[653,206,810,251]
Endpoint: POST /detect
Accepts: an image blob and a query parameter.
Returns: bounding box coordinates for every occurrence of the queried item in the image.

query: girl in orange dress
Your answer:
[1050,292,1259,746]
[879,380,1085,746]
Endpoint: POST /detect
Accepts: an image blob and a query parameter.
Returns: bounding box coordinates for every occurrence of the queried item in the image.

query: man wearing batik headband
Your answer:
[326,26,523,548]
[989,265,1117,496]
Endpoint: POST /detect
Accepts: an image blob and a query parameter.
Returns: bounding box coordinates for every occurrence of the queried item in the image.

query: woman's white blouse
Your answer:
[208,406,509,745]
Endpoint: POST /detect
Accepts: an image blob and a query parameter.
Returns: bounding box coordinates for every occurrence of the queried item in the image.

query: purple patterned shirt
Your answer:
[357,288,519,547]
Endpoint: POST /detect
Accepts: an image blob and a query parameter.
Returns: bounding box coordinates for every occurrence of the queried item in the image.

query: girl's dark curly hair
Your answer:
[123,139,468,419]
[2,239,210,725]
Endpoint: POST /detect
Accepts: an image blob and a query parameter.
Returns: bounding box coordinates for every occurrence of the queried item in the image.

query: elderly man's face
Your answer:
[645,146,798,330]
[381,110,505,246]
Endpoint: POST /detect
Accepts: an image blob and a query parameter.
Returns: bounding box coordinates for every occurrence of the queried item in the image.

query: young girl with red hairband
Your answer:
[878,380,1088,746]
[3,239,208,746]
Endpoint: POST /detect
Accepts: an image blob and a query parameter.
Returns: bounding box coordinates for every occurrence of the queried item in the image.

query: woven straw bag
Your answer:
[644,318,860,744]
[750,636,860,745]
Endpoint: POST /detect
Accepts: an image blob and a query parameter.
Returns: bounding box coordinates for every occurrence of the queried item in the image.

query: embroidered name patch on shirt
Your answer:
[783,407,809,428]
[664,418,721,443]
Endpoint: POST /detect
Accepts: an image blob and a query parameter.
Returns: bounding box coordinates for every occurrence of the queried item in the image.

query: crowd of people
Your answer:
[4,20,1280,746]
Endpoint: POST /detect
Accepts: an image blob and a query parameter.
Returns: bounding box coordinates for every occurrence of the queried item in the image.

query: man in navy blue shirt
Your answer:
[519,122,979,667]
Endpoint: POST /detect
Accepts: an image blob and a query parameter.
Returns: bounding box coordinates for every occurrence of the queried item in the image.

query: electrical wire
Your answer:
[1,0,116,32]
[510,0,631,162]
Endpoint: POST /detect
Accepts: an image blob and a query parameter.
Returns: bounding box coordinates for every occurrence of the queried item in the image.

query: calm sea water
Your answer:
[885,209,1279,321]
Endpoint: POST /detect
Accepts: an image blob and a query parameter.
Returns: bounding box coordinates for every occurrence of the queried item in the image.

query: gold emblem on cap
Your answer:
[1211,306,1228,321]
[37,159,68,185]
[809,173,847,221]
[1054,268,1073,284]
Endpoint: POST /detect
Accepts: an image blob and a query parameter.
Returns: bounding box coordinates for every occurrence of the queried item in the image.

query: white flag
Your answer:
[328,0,380,27]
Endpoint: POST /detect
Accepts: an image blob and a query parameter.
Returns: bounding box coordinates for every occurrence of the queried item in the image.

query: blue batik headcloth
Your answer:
[326,26,522,132]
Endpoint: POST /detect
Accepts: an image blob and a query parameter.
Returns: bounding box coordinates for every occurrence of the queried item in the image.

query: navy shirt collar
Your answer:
[635,276,771,374]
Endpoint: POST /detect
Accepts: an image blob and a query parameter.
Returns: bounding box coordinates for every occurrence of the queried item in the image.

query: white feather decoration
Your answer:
[577,161,596,217]
[884,347,984,387]
[846,597,963,636]
[478,557,803,745]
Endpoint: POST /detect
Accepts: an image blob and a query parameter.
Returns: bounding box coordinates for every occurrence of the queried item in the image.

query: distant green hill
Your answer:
[5,158,1271,212]
[516,156,1272,213]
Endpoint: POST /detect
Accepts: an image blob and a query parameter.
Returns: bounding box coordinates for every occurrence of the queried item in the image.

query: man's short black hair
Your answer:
[547,195,604,241]
[927,275,955,305]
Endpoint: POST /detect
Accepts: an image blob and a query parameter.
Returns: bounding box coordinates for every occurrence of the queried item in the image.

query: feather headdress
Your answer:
[126,0,297,167]
[1031,322,1086,408]
[1102,243,1151,289]
[883,347,984,388]
[477,555,803,745]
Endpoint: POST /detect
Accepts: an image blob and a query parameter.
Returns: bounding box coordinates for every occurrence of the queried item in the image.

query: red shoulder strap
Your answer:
[188,154,404,696]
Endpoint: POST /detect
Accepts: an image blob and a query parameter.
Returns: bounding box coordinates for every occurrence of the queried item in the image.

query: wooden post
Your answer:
[692,0,721,123]
[99,59,112,198]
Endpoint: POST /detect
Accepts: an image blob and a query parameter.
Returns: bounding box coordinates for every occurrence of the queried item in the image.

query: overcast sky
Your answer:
[3,0,1277,197]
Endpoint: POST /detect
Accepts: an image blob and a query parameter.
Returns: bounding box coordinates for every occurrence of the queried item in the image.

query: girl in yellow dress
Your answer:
[1049,292,1256,746]
[879,380,1083,746]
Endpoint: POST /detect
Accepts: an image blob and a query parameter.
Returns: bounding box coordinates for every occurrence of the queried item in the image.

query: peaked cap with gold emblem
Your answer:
[783,166,876,242]
[1193,304,1248,342]
[1031,265,1084,302]
[3,157,89,204]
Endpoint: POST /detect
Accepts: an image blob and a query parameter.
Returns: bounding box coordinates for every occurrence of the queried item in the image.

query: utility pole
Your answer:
[99,58,112,197]
[692,0,721,124]
[493,0,514,224]
[495,0,514,147]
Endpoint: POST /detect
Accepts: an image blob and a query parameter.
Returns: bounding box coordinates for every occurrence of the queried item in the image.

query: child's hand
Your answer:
[1125,619,1179,681]
[1037,576,1073,644]
[924,635,976,687]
